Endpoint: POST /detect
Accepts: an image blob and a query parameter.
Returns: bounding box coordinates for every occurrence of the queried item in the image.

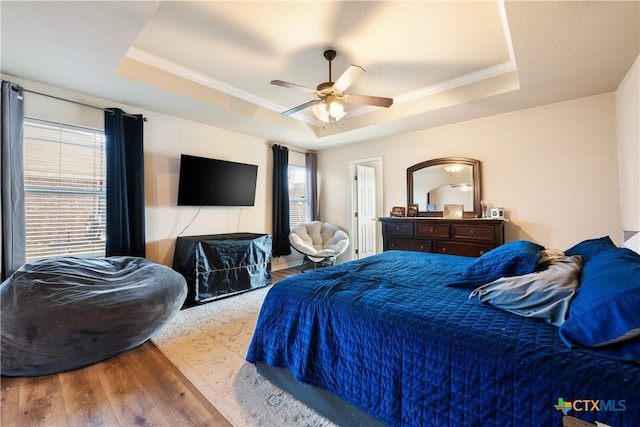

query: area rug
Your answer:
[151,286,336,427]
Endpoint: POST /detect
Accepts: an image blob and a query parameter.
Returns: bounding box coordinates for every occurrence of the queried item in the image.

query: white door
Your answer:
[356,165,377,259]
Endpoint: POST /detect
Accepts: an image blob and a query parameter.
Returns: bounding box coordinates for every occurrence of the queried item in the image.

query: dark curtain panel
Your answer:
[272,145,291,256]
[104,108,145,257]
[0,81,26,281]
[306,152,318,221]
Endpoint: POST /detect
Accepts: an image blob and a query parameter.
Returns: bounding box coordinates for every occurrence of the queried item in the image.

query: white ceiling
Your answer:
[1,1,638,150]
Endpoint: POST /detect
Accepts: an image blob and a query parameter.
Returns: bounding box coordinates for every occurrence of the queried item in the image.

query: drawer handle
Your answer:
[419,245,425,250]
[441,248,447,253]
[395,226,401,231]
[391,242,396,247]
[479,250,485,255]
[470,229,475,235]
[429,227,434,233]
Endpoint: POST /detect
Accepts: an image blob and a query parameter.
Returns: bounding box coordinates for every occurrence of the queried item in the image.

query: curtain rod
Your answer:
[22,88,148,121]
[269,143,311,155]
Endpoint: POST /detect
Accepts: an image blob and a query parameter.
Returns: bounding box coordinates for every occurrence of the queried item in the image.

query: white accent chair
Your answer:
[289,221,350,271]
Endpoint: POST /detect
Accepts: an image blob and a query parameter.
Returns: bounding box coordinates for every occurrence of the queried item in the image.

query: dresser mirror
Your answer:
[407,157,481,217]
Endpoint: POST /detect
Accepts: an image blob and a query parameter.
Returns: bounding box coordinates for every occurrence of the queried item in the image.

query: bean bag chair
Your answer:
[1,256,187,376]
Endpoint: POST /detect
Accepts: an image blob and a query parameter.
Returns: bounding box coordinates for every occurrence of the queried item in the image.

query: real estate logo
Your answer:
[554,398,573,415]
[554,397,626,415]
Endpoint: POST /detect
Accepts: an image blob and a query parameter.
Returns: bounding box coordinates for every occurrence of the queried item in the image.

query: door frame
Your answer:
[349,157,383,260]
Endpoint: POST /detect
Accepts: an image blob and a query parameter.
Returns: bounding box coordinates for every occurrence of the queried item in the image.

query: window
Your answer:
[23,119,106,260]
[288,164,310,228]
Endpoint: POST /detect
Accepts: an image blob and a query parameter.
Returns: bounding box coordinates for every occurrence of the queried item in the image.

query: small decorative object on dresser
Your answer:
[443,204,463,219]
[380,217,505,257]
[490,207,505,218]
[481,200,488,218]
[390,206,406,217]
[407,204,419,217]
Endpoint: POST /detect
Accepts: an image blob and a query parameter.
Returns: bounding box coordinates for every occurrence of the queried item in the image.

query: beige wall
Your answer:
[616,54,640,253]
[318,93,622,251]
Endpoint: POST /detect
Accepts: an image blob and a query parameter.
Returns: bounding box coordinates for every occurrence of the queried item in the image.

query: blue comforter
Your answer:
[246,251,639,426]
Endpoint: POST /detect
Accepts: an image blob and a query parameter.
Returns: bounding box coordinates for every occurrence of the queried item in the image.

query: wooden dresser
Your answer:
[380,217,505,257]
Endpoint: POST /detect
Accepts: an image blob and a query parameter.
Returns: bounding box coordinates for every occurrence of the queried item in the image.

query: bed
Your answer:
[246,238,640,426]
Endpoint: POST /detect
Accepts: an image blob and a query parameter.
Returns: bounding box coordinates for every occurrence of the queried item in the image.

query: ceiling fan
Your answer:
[271,49,393,123]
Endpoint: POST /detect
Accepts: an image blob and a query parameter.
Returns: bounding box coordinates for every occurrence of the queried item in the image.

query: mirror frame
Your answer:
[406,157,482,218]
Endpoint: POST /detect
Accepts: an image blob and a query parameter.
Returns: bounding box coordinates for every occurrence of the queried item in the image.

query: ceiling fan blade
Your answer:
[281,99,321,116]
[344,93,393,108]
[333,65,365,92]
[271,80,317,94]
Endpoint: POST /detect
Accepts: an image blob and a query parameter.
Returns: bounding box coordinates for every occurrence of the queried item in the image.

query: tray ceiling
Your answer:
[1,1,638,149]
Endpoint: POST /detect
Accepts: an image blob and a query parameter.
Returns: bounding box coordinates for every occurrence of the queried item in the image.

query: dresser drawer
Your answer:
[435,241,494,257]
[452,225,495,242]
[385,238,432,252]
[416,223,450,238]
[382,222,414,236]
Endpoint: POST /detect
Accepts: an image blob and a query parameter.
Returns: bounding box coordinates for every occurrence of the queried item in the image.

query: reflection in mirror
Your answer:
[407,158,481,217]
[412,164,474,212]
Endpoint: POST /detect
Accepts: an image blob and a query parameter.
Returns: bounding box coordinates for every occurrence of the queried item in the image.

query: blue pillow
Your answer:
[448,240,544,288]
[565,236,616,262]
[559,247,640,360]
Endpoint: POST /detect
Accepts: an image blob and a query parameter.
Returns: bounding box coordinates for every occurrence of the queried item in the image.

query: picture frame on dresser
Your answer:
[407,204,419,217]
[390,206,406,217]
[443,204,463,219]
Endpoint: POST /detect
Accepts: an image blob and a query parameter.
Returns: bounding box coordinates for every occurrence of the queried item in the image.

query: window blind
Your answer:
[23,119,106,260]
[288,164,309,228]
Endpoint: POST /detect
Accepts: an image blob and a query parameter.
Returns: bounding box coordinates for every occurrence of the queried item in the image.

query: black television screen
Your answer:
[177,154,258,206]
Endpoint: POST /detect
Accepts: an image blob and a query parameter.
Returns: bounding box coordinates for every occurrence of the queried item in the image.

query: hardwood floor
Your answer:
[271,265,301,283]
[1,267,300,427]
[1,342,229,427]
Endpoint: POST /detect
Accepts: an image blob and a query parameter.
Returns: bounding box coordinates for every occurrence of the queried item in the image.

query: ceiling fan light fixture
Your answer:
[327,96,344,117]
[312,96,346,123]
[312,101,330,122]
[332,110,347,122]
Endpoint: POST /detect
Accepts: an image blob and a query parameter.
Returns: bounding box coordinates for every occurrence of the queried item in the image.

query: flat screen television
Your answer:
[177,154,258,206]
